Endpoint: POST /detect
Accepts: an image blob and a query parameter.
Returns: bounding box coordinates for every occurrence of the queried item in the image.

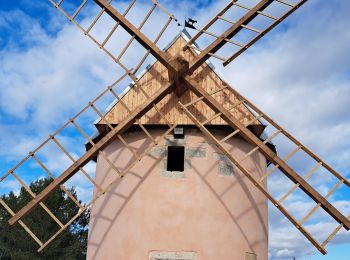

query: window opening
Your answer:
[167,146,185,171]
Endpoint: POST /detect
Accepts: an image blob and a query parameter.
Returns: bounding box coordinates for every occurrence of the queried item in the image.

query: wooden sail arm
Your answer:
[223,0,308,66]
[93,0,176,73]
[179,102,327,255]
[187,0,273,74]
[185,0,309,73]
[8,81,174,226]
[183,75,350,231]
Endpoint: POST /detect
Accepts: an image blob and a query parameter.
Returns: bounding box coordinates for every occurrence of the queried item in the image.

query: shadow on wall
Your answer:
[87,129,268,259]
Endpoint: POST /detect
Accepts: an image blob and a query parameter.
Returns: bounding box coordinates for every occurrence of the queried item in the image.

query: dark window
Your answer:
[167,146,185,171]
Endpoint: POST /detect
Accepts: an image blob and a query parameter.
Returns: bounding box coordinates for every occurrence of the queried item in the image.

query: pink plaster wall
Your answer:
[87,128,268,260]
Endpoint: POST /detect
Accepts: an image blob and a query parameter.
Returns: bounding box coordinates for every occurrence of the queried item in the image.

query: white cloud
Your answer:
[276,248,294,258]
[0,178,21,196]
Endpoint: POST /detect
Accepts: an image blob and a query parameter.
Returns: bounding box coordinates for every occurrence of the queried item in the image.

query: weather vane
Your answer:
[176,16,198,30]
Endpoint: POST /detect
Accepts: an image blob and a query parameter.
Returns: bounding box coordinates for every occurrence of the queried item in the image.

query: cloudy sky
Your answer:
[0,0,349,259]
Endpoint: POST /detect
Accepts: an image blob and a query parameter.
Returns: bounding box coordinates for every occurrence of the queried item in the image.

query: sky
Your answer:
[0,0,349,259]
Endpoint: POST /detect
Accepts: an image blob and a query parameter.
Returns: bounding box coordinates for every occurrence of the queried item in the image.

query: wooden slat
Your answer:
[202,112,222,125]
[71,120,96,146]
[218,16,262,33]
[90,103,114,130]
[220,129,240,143]
[300,180,344,225]
[8,81,174,226]
[184,75,350,231]
[233,2,278,20]
[189,43,233,61]
[71,0,88,20]
[322,213,350,247]
[108,86,132,115]
[151,0,176,20]
[80,166,104,192]
[101,0,136,47]
[200,30,244,47]
[278,162,322,203]
[275,0,294,7]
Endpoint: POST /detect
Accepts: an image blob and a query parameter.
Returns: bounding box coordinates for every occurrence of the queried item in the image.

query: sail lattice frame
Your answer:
[184,0,308,71]
[50,0,179,79]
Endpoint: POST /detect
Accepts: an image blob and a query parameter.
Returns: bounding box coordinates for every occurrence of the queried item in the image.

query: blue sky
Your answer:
[0,0,350,259]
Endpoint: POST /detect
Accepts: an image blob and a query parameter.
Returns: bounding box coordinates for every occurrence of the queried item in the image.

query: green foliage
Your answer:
[0,178,89,260]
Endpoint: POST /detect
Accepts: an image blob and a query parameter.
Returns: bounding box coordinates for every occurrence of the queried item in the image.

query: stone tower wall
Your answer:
[87,128,268,260]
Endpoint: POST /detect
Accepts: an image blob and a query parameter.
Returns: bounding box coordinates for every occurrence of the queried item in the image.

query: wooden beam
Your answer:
[187,0,273,74]
[8,82,174,226]
[183,75,350,230]
[168,54,189,96]
[93,0,176,73]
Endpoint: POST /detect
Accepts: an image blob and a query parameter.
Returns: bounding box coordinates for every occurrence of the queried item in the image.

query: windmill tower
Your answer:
[86,31,271,259]
[1,0,349,259]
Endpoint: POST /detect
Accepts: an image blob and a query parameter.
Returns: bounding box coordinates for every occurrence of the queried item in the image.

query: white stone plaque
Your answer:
[149,251,197,260]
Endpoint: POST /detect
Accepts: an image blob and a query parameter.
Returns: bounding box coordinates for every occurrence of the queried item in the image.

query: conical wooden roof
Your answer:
[97,32,258,130]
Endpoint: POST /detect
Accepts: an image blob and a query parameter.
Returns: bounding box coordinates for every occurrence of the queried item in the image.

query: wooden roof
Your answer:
[97,32,257,129]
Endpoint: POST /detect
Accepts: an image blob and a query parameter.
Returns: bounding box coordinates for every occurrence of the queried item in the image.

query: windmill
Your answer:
[0,0,349,259]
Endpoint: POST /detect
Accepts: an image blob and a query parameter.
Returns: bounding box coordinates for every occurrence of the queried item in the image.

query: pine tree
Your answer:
[0,178,89,260]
